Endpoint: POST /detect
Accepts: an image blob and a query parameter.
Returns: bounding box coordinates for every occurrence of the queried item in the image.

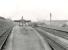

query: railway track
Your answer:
[0,27,13,50]
[1,25,68,50]
[38,26,68,40]
[34,26,68,50]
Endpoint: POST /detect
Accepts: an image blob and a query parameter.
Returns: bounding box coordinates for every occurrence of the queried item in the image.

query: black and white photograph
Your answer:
[0,0,68,50]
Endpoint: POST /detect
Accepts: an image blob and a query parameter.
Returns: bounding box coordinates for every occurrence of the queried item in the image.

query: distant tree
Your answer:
[0,16,5,20]
[30,22,38,27]
[62,24,67,27]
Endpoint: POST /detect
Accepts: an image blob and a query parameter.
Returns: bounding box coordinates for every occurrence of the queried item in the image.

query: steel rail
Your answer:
[0,27,13,50]
[35,26,68,40]
[34,27,67,50]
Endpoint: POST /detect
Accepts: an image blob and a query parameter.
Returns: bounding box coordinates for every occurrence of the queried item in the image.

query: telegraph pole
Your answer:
[50,12,52,25]
[21,16,24,26]
[21,16,23,20]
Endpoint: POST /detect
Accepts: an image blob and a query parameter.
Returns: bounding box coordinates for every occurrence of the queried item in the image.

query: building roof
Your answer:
[14,19,31,22]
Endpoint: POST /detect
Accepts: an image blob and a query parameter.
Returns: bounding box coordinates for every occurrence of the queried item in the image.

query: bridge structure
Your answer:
[14,16,31,26]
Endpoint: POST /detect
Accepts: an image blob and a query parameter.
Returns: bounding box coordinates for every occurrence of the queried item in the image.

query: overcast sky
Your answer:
[0,0,68,21]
